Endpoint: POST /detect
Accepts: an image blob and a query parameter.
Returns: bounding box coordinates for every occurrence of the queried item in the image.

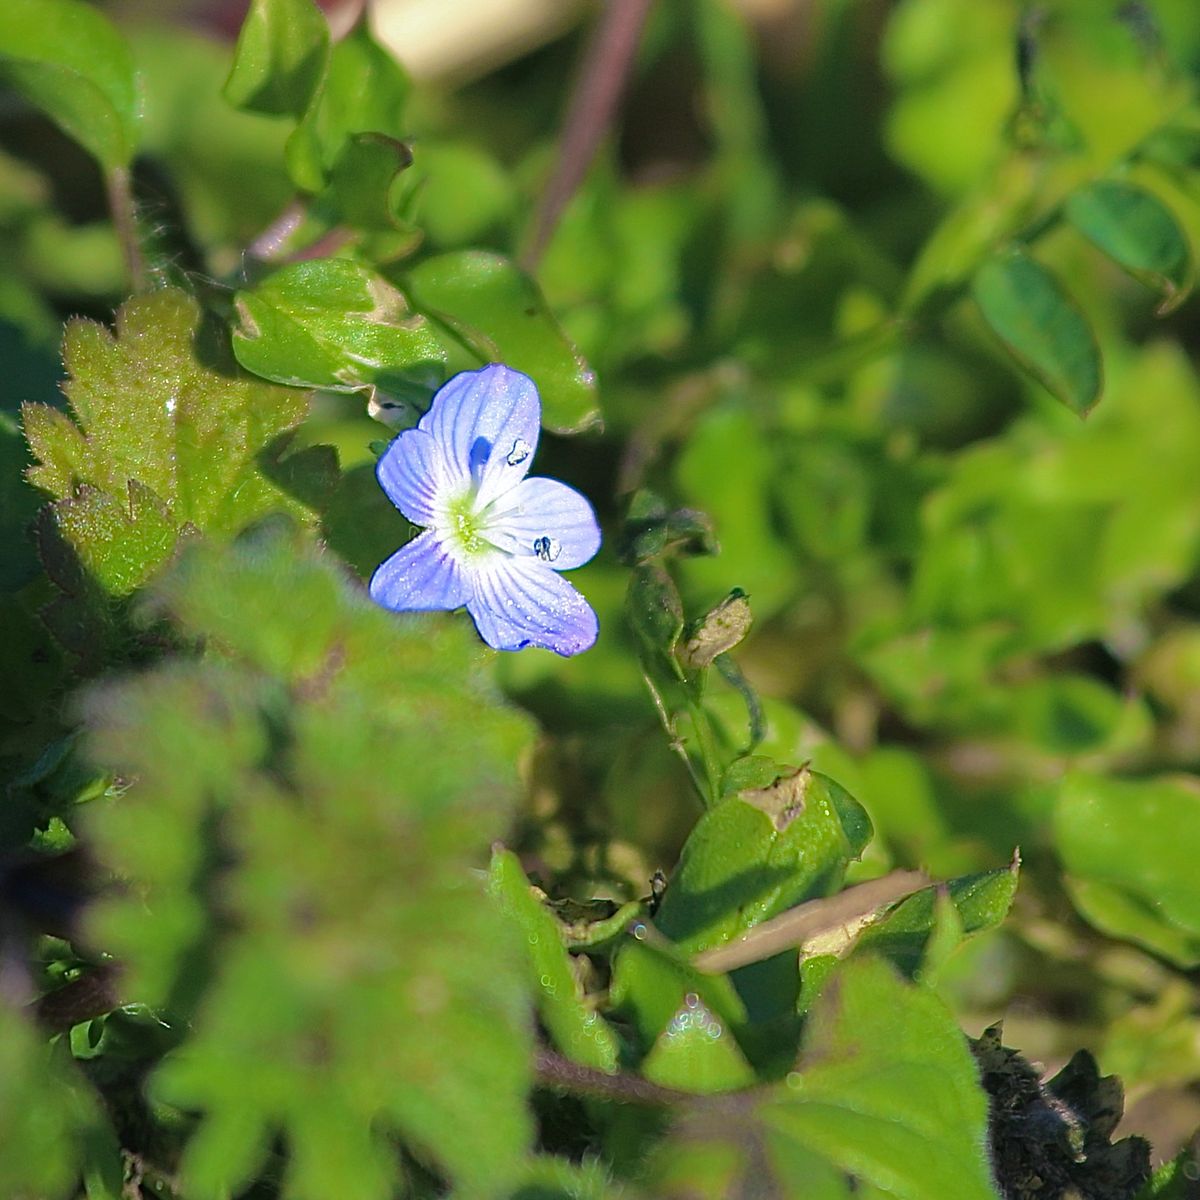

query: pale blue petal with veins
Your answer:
[370,364,601,655]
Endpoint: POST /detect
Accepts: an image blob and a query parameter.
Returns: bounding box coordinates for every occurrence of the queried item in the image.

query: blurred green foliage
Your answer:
[3,0,1200,1195]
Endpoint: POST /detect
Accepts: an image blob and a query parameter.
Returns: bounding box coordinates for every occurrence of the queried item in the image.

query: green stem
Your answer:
[562,897,650,949]
[641,666,710,808]
[685,687,725,808]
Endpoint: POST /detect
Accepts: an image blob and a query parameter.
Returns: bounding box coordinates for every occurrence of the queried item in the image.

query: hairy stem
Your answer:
[522,0,656,270]
[534,1046,691,1107]
[105,166,148,293]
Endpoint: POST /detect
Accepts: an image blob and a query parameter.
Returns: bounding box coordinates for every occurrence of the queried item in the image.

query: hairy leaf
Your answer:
[81,526,537,1199]
[0,1002,104,1200]
[23,289,335,599]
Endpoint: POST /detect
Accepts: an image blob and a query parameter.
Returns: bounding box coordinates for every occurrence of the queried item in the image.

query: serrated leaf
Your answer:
[1065,180,1192,313]
[0,1002,101,1199]
[54,480,177,595]
[404,251,601,434]
[506,1157,621,1200]
[233,259,444,394]
[81,526,537,1199]
[0,0,139,168]
[22,289,329,600]
[488,849,620,1073]
[971,249,1102,415]
[1055,773,1200,967]
[285,24,411,193]
[223,0,330,119]
[647,959,999,1199]
[653,766,873,956]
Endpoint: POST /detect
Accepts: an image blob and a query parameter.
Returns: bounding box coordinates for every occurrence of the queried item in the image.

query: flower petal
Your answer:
[376,427,453,526]
[369,531,470,612]
[420,364,541,508]
[468,557,598,656]
[482,477,601,570]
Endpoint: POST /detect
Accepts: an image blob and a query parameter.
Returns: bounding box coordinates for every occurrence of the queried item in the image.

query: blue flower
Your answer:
[370,364,601,655]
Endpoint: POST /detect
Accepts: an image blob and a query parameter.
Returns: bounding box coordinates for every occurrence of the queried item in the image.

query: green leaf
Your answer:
[488,849,620,1073]
[653,766,873,956]
[640,995,756,1094]
[0,0,139,168]
[1137,1151,1200,1200]
[1065,180,1193,313]
[1055,773,1200,967]
[674,406,799,619]
[23,289,332,599]
[322,132,415,231]
[0,1002,100,1199]
[286,24,411,193]
[618,489,718,565]
[852,864,1019,979]
[223,0,330,119]
[648,958,998,1199]
[403,251,601,434]
[626,563,685,672]
[81,525,536,1199]
[233,259,445,395]
[970,249,1102,415]
[412,142,516,248]
[609,935,748,1057]
[506,1157,621,1200]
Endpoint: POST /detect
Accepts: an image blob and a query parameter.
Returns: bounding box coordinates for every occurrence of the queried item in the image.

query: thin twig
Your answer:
[535,1046,691,1107]
[693,870,930,975]
[106,166,148,293]
[521,0,656,271]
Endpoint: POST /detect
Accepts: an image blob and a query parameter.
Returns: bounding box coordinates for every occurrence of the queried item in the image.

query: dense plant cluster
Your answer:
[4,0,1200,1196]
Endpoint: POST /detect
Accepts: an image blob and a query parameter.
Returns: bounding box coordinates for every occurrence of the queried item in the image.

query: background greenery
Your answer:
[4,0,1200,1196]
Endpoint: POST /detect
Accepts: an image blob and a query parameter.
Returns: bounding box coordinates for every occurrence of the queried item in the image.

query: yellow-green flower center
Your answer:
[444,491,490,557]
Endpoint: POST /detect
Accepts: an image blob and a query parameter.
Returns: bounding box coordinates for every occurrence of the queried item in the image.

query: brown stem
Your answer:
[105,166,148,293]
[521,0,657,271]
[33,961,121,1031]
[534,1046,691,1107]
